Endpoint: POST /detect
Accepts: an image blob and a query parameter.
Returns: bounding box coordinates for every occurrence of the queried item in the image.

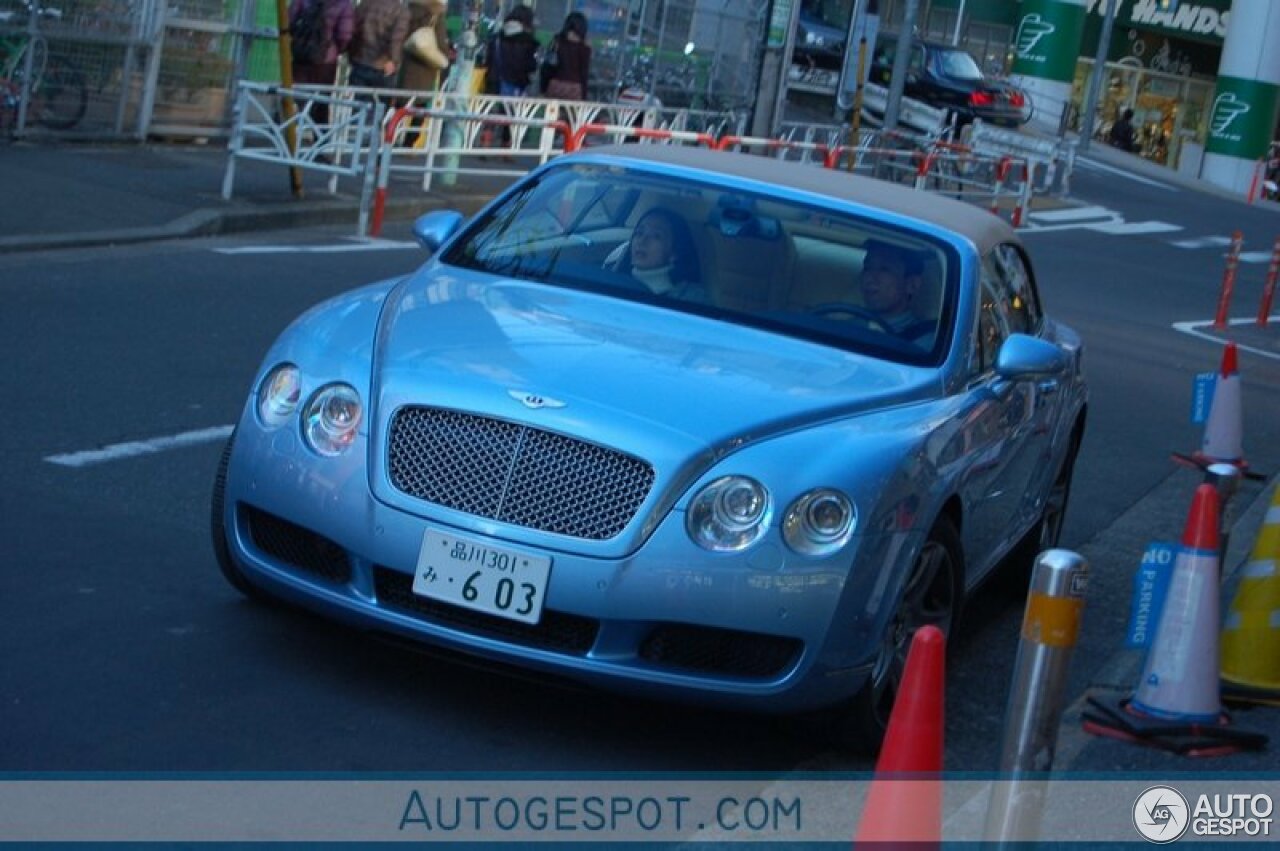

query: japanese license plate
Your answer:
[412,529,552,625]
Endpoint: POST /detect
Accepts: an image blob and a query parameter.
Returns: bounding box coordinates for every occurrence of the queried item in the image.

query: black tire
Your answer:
[31,57,87,131]
[211,430,268,600]
[837,514,962,755]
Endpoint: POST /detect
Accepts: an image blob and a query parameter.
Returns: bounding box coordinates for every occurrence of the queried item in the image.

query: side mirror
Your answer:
[412,210,464,253]
[995,333,1069,381]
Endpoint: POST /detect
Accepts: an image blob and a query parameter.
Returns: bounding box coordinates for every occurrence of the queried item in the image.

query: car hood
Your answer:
[367,268,936,552]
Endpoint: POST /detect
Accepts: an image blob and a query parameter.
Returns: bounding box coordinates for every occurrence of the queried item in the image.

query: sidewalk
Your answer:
[5,136,1278,778]
[0,141,510,253]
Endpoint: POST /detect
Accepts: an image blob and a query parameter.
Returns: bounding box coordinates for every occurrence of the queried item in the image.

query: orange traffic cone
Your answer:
[1221,484,1280,700]
[1081,484,1268,755]
[1197,342,1244,467]
[1131,484,1223,721]
[854,624,945,845]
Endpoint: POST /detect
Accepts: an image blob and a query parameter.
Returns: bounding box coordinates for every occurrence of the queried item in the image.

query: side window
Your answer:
[976,258,1009,374]
[909,45,926,76]
[990,243,1042,335]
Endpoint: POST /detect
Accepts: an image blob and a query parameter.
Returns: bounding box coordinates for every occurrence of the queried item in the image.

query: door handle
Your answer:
[1037,379,1060,395]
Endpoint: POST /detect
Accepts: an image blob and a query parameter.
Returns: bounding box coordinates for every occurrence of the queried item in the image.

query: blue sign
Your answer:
[1125,542,1177,648]
[1190,372,1216,424]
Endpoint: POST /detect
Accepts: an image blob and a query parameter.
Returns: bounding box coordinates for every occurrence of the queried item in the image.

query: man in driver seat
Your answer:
[859,239,933,344]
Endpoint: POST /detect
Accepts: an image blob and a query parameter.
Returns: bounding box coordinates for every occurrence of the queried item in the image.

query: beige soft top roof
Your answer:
[573,144,1016,255]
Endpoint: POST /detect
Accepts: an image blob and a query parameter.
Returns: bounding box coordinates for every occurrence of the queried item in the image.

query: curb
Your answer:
[0,193,497,254]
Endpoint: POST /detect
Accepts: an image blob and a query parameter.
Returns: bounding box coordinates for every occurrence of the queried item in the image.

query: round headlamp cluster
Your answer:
[687,476,771,552]
[257,364,301,427]
[686,476,856,557]
[783,488,856,556]
[302,383,363,457]
[256,364,363,457]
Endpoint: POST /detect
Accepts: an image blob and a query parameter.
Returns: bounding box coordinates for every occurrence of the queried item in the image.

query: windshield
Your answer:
[442,163,956,366]
[937,48,984,81]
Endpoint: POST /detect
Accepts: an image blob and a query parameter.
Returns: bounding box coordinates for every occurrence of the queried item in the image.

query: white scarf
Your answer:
[631,264,674,294]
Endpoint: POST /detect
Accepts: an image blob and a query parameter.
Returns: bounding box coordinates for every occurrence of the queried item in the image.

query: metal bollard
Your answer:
[985,549,1089,845]
[1204,462,1242,572]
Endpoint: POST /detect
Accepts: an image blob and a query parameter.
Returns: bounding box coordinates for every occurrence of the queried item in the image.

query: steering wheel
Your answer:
[809,302,893,335]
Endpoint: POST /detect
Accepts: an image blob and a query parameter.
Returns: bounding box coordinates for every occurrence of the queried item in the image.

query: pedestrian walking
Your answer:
[1108,107,1137,153]
[541,11,590,101]
[401,0,450,92]
[286,0,354,124]
[484,5,539,97]
[347,0,411,91]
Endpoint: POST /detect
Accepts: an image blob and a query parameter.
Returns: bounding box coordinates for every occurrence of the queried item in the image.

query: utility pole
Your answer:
[1077,0,1118,152]
[882,0,919,131]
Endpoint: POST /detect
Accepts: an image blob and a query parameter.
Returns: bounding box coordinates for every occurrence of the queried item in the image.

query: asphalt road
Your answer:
[2,166,1278,775]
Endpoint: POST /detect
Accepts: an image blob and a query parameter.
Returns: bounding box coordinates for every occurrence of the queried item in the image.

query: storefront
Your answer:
[1071,0,1229,170]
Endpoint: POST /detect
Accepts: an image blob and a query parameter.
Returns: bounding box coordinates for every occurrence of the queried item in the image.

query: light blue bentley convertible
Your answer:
[212,145,1086,751]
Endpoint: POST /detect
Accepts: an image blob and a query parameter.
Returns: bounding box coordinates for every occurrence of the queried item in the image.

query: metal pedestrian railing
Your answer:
[221,80,1041,238]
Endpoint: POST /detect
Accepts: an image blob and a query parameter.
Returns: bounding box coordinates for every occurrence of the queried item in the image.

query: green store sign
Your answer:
[1011,0,1087,83]
[1205,76,1280,160]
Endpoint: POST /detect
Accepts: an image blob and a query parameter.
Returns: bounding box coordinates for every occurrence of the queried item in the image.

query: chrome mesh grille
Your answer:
[388,407,655,540]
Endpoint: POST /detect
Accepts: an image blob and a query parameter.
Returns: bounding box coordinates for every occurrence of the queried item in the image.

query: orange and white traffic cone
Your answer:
[1130,483,1224,721]
[1197,342,1245,468]
[1082,483,1268,755]
[854,625,945,846]
[1221,485,1280,701]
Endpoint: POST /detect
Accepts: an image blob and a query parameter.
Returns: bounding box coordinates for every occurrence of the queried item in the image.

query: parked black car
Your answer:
[870,36,1029,127]
[794,10,847,70]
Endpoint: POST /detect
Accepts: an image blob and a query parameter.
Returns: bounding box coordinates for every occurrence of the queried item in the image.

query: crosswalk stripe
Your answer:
[1085,220,1182,235]
[1171,236,1232,249]
[1027,206,1115,223]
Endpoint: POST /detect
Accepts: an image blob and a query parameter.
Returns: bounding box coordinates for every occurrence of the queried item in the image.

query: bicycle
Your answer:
[0,0,88,132]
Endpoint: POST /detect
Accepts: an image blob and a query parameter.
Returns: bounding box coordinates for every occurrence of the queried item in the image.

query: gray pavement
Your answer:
[3,135,1277,776]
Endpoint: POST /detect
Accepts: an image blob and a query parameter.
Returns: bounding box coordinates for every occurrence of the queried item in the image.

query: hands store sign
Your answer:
[1086,0,1230,42]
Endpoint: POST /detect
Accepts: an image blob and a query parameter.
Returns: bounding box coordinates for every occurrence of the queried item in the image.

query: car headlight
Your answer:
[301,383,362,456]
[687,476,771,552]
[783,488,856,556]
[805,32,822,46]
[257,363,301,428]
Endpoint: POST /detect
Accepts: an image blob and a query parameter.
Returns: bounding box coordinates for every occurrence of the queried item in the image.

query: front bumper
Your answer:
[219,420,905,715]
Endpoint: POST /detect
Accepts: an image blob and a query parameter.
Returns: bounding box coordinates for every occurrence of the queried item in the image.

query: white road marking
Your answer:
[214,238,418,255]
[45,425,234,468]
[1240,251,1276,264]
[1028,205,1115,223]
[1171,236,1233,249]
[1172,319,1280,361]
[1084,220,1182,235]
[1074,156,1178,190]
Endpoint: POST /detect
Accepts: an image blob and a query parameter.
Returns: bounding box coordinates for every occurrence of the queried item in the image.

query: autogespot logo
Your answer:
[1134,786,1190,843]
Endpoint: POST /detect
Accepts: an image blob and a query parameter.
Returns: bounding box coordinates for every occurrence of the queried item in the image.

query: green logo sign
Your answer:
[1011,0,1087,83]
[1205,76,1280,160]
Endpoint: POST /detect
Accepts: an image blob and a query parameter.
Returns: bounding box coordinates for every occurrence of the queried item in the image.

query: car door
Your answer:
[989,243,1065,524]
[956,246,1050,579]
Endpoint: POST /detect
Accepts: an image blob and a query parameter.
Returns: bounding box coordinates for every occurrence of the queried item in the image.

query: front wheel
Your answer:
[211,430,270,601]
[839,515,962,754]
[31,56,87,130]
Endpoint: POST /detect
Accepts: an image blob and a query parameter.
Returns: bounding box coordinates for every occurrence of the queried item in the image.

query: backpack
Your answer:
[290,0,331,65]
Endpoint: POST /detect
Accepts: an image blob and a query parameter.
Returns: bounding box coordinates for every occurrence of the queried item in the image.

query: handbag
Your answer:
[406,24,448,70]
[538,37,560,92]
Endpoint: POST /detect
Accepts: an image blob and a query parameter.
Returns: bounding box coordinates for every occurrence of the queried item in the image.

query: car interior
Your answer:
[452,170,952,361]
